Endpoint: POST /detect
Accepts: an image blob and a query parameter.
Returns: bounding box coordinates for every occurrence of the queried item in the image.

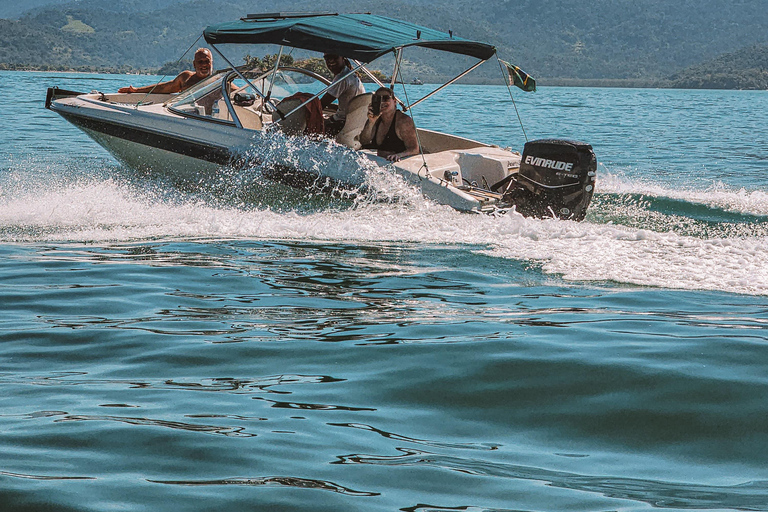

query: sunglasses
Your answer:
[375,94,393,101]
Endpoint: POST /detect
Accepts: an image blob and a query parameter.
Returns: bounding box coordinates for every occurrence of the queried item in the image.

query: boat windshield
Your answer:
[233,67,332,102]
[166,66,332,125]
[165,71,228,117]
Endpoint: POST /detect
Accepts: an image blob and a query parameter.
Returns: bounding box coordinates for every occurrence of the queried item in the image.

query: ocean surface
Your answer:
[2,70,768,511]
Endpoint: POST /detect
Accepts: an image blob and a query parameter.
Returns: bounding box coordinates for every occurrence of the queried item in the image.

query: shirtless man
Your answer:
[118,48,213,94]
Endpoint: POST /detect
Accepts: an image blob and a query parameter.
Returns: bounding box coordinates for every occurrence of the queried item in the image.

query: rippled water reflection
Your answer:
[2,240,768,511]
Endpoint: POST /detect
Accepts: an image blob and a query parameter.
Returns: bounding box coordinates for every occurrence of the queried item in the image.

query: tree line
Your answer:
[2,0,768,88]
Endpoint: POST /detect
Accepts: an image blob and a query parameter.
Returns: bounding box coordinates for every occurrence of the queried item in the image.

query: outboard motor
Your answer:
[502,139,597,221]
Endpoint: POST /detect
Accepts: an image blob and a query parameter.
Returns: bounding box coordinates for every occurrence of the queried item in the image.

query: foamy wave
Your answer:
[2,175,767,295]
[598,168,768,216]
[481,219,768,296]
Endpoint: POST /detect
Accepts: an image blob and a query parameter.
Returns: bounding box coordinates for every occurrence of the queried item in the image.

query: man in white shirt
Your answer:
[321,53,366,136]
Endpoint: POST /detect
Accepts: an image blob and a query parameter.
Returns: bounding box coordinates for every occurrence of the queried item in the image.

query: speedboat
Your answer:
[45,12,597,219]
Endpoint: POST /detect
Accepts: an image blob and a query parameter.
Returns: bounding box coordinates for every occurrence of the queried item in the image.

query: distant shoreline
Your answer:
[0,64,157,75]
[3,66,765,90]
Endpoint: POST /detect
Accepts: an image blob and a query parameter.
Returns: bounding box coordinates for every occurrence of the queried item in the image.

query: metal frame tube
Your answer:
[390,48,403,90]
[265,46,284,101]
[403,58,488,112]
[220,72,242,129]
[351,59,405,110]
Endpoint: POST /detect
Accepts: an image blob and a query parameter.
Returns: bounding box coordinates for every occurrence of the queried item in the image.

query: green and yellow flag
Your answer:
[500,59,536,92]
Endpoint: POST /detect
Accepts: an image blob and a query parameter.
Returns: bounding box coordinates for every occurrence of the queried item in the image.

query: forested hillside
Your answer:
[1,0,767,85]
[669,44,768,90]
[0,0,70,20]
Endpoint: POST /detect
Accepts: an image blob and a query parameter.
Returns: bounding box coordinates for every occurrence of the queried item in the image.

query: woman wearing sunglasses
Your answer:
[359,87,420,162]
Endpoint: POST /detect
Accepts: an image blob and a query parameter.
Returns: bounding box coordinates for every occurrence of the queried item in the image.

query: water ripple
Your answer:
[256,398,376,412]
[0,470,95,481]
[148,476,379,497]
[335,448,768,510]
[401,506,521,512]
[44,412,256,438]
[329,423,500,451]
[0,372,343,395]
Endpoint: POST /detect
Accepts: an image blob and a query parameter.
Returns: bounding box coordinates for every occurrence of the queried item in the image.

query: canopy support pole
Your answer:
[402,58,487,112]
[351,59,406,110]
[390,49,403,90]
[219,74,242,129]
[352,60,385,87]
[265,46,285,102]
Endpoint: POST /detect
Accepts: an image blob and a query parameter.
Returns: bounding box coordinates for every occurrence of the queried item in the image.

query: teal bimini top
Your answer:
[203,12,497,63]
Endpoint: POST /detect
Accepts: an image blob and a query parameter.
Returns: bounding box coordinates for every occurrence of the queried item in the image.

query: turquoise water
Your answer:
[2,70,768,511]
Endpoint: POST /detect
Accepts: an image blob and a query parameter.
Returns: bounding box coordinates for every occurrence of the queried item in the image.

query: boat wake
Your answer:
[2,156,768,296]
[236,132,427,209]
[598,168,768,217]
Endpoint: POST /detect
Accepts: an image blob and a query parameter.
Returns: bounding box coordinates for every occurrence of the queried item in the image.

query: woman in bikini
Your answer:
[359,87,420,162]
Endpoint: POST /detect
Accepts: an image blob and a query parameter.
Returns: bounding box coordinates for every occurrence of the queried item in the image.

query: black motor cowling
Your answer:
[502,139,597,221]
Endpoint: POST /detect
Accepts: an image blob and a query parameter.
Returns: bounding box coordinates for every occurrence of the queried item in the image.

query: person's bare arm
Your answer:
[118,71,193,94]
[358,106,379,146]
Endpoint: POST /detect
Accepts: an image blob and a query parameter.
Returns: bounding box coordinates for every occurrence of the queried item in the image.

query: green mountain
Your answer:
[2,0,768,86]
[0,0,71,20]
[669,44,768,90]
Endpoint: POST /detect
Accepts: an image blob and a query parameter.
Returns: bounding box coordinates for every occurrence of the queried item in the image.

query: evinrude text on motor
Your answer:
[498,139,597,220]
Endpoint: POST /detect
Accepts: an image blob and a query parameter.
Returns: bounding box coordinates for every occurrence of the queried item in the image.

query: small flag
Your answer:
[500,59,536,92]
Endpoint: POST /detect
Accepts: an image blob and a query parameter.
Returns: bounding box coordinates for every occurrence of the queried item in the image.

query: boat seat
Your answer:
[274,97,307,135]
[335,92,372,149]
[455,148,521,187]
[395,150,463,185]
[233,105,263,131]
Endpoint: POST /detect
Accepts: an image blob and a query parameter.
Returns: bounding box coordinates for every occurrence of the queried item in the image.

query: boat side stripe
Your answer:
[57,111,234,165]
